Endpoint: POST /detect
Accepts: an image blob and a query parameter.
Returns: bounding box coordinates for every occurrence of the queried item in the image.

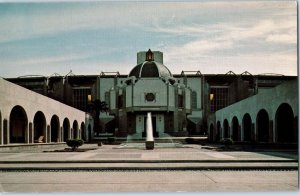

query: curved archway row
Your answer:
[214,103,297,144]
[0,105,86,145]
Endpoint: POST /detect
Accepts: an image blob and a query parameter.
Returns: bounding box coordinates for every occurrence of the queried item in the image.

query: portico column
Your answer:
[29,122,33,143]
[46,125,51,143]
[59,127,62,142]
[5,120,9,144]
[238,125,241,142]
[25,123,30,144]
[69,128,72,139]
[241,125,244,142]
[0,122,3,145]
[269,120,274,143]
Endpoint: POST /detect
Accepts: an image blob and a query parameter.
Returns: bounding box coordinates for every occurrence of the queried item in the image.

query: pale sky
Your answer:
[0,0,297,78]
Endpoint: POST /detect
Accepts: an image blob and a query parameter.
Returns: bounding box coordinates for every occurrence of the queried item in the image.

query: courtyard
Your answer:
[0,143,297,193]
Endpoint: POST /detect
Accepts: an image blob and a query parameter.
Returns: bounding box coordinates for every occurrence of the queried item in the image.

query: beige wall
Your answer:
[0,78,89,144]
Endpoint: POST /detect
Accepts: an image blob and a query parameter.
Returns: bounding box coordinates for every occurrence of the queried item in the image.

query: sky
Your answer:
[0,0,297,78]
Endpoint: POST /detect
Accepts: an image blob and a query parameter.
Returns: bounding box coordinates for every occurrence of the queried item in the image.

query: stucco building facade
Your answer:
[0,78,92,145]
[208,79,298,144]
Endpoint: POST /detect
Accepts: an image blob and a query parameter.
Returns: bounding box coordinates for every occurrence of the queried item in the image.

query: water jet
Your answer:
[145,112,154,150]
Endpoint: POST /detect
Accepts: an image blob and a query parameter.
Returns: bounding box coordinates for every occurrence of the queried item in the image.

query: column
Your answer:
[25,123,30,144]
[269,120,274,143]
[29,122,33,143]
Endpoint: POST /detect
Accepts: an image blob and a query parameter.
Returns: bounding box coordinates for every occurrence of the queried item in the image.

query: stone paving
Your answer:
[0,144,297,162]
[0,170,298,192]
[0,143,298,193]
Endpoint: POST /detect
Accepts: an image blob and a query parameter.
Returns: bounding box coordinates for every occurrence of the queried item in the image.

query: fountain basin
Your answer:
[116,142,187,149]
[145,141,154,150]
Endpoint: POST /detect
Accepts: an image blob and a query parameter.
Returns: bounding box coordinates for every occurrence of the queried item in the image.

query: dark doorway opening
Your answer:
[34,111,46,142]
[81,122,85,141]
[73,120,78,139]
[216,121,221,141]
[257,109,269,142]
[10,106,28,143]
[276,103,295,143]
[223,119,229,138]
[50,115,59,142]
[243,113,252,142]
[232,117,239,141]
[63,118,70,141]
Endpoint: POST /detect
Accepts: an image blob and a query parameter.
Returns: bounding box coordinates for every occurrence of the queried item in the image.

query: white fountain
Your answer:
[145,112,154,150]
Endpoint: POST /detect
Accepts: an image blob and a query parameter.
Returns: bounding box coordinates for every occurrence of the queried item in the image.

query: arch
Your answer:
[223,119,229,138]
[63,118,70,141]
[33,111,46,143]
[9,105,28,143]
[50,115,60,142]
[231,116,239,141]
[275,103,295,143]
[209,124,214,141]
[73,120,79,139]
[257,109,269,142]
[216,121,221,141]
[242,113,252,142]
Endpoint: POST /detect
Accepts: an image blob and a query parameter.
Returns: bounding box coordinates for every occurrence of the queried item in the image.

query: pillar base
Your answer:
[145,141,154,150]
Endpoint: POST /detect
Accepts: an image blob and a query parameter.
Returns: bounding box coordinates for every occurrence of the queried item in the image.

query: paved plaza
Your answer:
[0,143,298,193]
[0,170,298,193]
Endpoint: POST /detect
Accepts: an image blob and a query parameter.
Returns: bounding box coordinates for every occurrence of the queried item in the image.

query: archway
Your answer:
[63,118,70,141]
[257,109,269,142]
[216,121,221,141]
[9,105,28,143]
[223,119,229,138]
[232,116,239,141]
[242,113,252,142]
[50,115,60,142]
[209,124,214,141]
[276,103,295,143]
[81,122,85,141]
[73,120,78,139]
[33,111,46,143]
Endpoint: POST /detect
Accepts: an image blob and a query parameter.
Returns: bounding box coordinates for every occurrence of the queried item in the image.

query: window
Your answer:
[178,95,184,108]
[145,93,155,102]
[209,87,229,112]
[105,92,110,106]
[118,95,123,108]
[73,87,91,112]
[191,91,197,109]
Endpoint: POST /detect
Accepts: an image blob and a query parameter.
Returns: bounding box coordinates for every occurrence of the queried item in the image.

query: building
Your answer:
[98,49,203,138]
[0,78,92,145]
[5,49,298,144]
